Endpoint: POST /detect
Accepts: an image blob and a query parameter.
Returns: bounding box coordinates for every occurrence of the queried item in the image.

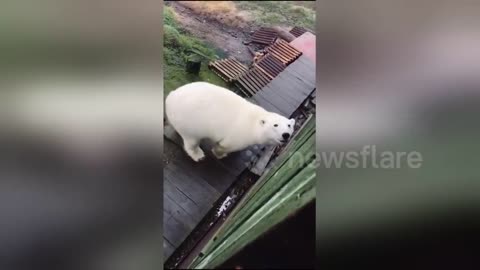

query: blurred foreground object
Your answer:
[0,1,163,270]
[316,2,480,268]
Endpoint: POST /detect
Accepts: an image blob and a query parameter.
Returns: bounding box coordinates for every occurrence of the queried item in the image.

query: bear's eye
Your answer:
[274,124,278,127]
[288,124,291,128]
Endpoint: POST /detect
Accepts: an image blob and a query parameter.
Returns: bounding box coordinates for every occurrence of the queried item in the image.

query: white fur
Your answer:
[165,82,295,162]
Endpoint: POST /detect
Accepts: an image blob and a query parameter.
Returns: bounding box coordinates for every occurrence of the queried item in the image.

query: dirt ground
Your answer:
[166,1,255,64]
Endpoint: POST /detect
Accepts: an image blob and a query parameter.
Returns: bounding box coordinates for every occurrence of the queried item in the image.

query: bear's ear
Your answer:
[289,118,295,125]
[260,119,266,126]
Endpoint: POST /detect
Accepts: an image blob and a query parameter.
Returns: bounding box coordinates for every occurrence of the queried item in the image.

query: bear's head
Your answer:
[259,113,295,145]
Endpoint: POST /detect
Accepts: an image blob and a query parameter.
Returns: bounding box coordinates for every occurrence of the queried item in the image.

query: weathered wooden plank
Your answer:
[164,237,176,260]
[263,56,284,74]
[218,155,249,177]
[289,56,316,77]
[277,70,314,99]
[164,193,199,230]
[248,69,268,89]
[245,72,263,91]
[260,85,298,115]
[254,90,289,117]
[194,140,249,182]
[170,144,236,193]
[254,65,274,81]
[234,82,251,97]
[238,75,259,95]
[236,78,256,97]
[210,61,236,80]
[268,74,307,105]
[274,42,298,59]
[282,67,315,95]
[265,76,305,106]
[228,58,248,72]
[164,210,191,247]
[296,54,316,70]
[287,58,315,80]
[222,61,242,78]
[288,67,315,88]
[249,94,284,116]
[166,130,246,186]
[254,68,272,85]
[164,178,207,222]
[165,162,220,207]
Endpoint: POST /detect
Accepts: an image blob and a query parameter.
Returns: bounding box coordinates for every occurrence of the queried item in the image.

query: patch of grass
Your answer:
[234,1,315,30]
[163,6,227,96]
[164,5,178,28]
[263,12,288,25]
[176,1,247,28]
[164,63,227,97]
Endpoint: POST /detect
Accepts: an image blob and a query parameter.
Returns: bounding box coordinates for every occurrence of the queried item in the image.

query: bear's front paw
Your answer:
[212,148,228,159]
[187,148,206,162]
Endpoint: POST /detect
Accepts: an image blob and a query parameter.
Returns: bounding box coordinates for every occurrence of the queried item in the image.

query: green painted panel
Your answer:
[196,165,315,269]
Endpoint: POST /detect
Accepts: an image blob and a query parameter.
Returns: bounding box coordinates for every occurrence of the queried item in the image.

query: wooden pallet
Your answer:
[289,26,308,37]
[208,58,248,83]
[265,39,302,65]
[235,67,272,98]
[251,27,278,45]
[253,54,286,79]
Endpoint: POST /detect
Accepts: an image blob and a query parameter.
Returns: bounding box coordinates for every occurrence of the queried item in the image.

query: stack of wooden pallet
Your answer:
[208,58,248,83]
[209,38,303,98]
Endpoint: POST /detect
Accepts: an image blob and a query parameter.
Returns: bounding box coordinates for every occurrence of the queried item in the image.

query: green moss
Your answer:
[164,62,227,98]
[263,13,288,25]
[164,25,181,47]
[164,6,178,28]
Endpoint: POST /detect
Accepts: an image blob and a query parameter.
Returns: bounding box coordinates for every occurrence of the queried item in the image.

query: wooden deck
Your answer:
[164,53,316,261]
[163,135,263,259]
[251,55,316,117]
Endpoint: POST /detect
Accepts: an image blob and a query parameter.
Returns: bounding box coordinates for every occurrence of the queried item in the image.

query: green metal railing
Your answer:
[189,115,316,269]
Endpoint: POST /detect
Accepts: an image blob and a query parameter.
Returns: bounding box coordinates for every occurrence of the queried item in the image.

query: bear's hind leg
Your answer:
[182,137,205,162]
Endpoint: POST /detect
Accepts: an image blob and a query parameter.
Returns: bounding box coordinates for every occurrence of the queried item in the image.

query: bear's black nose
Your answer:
[282,133,290,140]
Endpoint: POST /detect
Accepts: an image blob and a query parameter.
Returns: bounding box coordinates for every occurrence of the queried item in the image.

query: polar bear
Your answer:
[165,82,295,162]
